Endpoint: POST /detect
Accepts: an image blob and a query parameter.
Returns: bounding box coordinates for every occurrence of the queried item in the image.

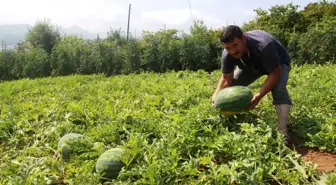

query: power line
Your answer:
[114,0,128,6]
[106,0,128,8]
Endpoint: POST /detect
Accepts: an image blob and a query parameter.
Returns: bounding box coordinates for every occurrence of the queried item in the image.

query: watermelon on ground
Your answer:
[214,86,253,115]
[95,148,126,180]
[58,133,83,161]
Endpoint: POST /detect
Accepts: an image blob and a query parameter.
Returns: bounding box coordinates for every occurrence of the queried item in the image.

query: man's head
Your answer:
[220,25,247,59]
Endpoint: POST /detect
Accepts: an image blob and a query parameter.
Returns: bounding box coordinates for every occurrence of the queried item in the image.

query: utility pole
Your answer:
[127,3,131,41]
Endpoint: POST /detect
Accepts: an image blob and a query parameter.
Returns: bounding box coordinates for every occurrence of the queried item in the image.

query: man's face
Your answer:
[223,35,246,59]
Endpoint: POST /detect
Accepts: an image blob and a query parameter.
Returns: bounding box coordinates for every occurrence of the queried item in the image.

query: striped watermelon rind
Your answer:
[58,133,83,161]
[95,148,126,180]
[214,86,253,114]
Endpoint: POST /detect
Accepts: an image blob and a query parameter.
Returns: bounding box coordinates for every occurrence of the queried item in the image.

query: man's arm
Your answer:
[212,50,235,106]
[217,50,235,95]
[211,73,233,106]
[215,73,233,93]
[248,42,282,110]
[256,64,281,99]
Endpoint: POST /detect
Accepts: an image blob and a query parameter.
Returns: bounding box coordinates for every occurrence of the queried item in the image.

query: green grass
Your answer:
[0,64,335,184]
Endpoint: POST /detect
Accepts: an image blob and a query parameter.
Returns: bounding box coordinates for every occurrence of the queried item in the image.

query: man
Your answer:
[211,25,292,143]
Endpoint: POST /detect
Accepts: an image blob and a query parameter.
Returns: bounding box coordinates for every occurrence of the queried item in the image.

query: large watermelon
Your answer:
[214,86,253,115]
[95,148,126,180]
[58,133,83,161]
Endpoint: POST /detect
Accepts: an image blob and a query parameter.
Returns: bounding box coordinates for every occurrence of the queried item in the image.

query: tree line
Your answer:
[0,1,335,81]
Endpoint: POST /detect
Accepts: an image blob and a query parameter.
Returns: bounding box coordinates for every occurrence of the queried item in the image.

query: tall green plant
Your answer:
[50,35,86,76]
[299,0,336,32]
[122,37,141,74]
[242,3,302,47]
[297,15,336,64]
[25,19,61,54]
[0,51,17,80]
[21,48,50,78]
[180,20,221,72]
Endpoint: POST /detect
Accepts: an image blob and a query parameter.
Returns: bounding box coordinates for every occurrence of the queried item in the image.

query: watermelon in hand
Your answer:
[213,86,253,115]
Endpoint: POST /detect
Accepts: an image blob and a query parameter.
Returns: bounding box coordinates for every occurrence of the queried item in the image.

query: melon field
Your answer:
[0,64,335,184]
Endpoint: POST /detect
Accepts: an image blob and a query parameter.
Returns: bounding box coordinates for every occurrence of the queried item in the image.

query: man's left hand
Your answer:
[248,93,262,110]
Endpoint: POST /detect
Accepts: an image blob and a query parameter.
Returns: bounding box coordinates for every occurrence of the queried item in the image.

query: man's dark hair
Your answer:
[220,25,244,43]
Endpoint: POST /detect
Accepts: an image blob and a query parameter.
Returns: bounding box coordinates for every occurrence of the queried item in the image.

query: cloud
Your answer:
[0,0,127,31]
[140,8,221,30]
[243,10,256,16]
[141,8,193,25]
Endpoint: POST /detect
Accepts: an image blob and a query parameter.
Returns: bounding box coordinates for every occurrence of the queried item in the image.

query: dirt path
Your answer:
[288,132,336,173]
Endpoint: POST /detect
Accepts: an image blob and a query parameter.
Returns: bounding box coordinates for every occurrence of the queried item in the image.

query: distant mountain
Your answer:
[59,25,97,39]
[0,24,98,48]
[0,24,30,46]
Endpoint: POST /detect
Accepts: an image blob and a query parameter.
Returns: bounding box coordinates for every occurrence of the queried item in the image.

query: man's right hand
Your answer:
[212,73,232,107]
[211,93,217,107]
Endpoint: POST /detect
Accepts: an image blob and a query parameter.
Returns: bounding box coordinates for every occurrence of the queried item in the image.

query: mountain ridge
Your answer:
[0,24,100,47]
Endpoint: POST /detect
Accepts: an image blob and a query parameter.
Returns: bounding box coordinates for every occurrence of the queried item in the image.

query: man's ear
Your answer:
[242,34,246,42]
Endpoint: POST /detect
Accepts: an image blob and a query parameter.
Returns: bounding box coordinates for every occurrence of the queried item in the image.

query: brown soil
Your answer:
[287,132,336,173]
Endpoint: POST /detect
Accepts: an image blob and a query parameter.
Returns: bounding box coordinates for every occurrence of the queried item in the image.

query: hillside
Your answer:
[0,64,335,184]
[0,24,29,46]
[0,24,97,47]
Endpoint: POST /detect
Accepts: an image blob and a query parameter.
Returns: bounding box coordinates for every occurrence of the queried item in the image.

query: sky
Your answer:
[0,0,321,36]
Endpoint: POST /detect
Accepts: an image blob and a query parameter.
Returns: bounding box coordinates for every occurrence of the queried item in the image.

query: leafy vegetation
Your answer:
[0,0,335,184]
[0,64,335,184]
